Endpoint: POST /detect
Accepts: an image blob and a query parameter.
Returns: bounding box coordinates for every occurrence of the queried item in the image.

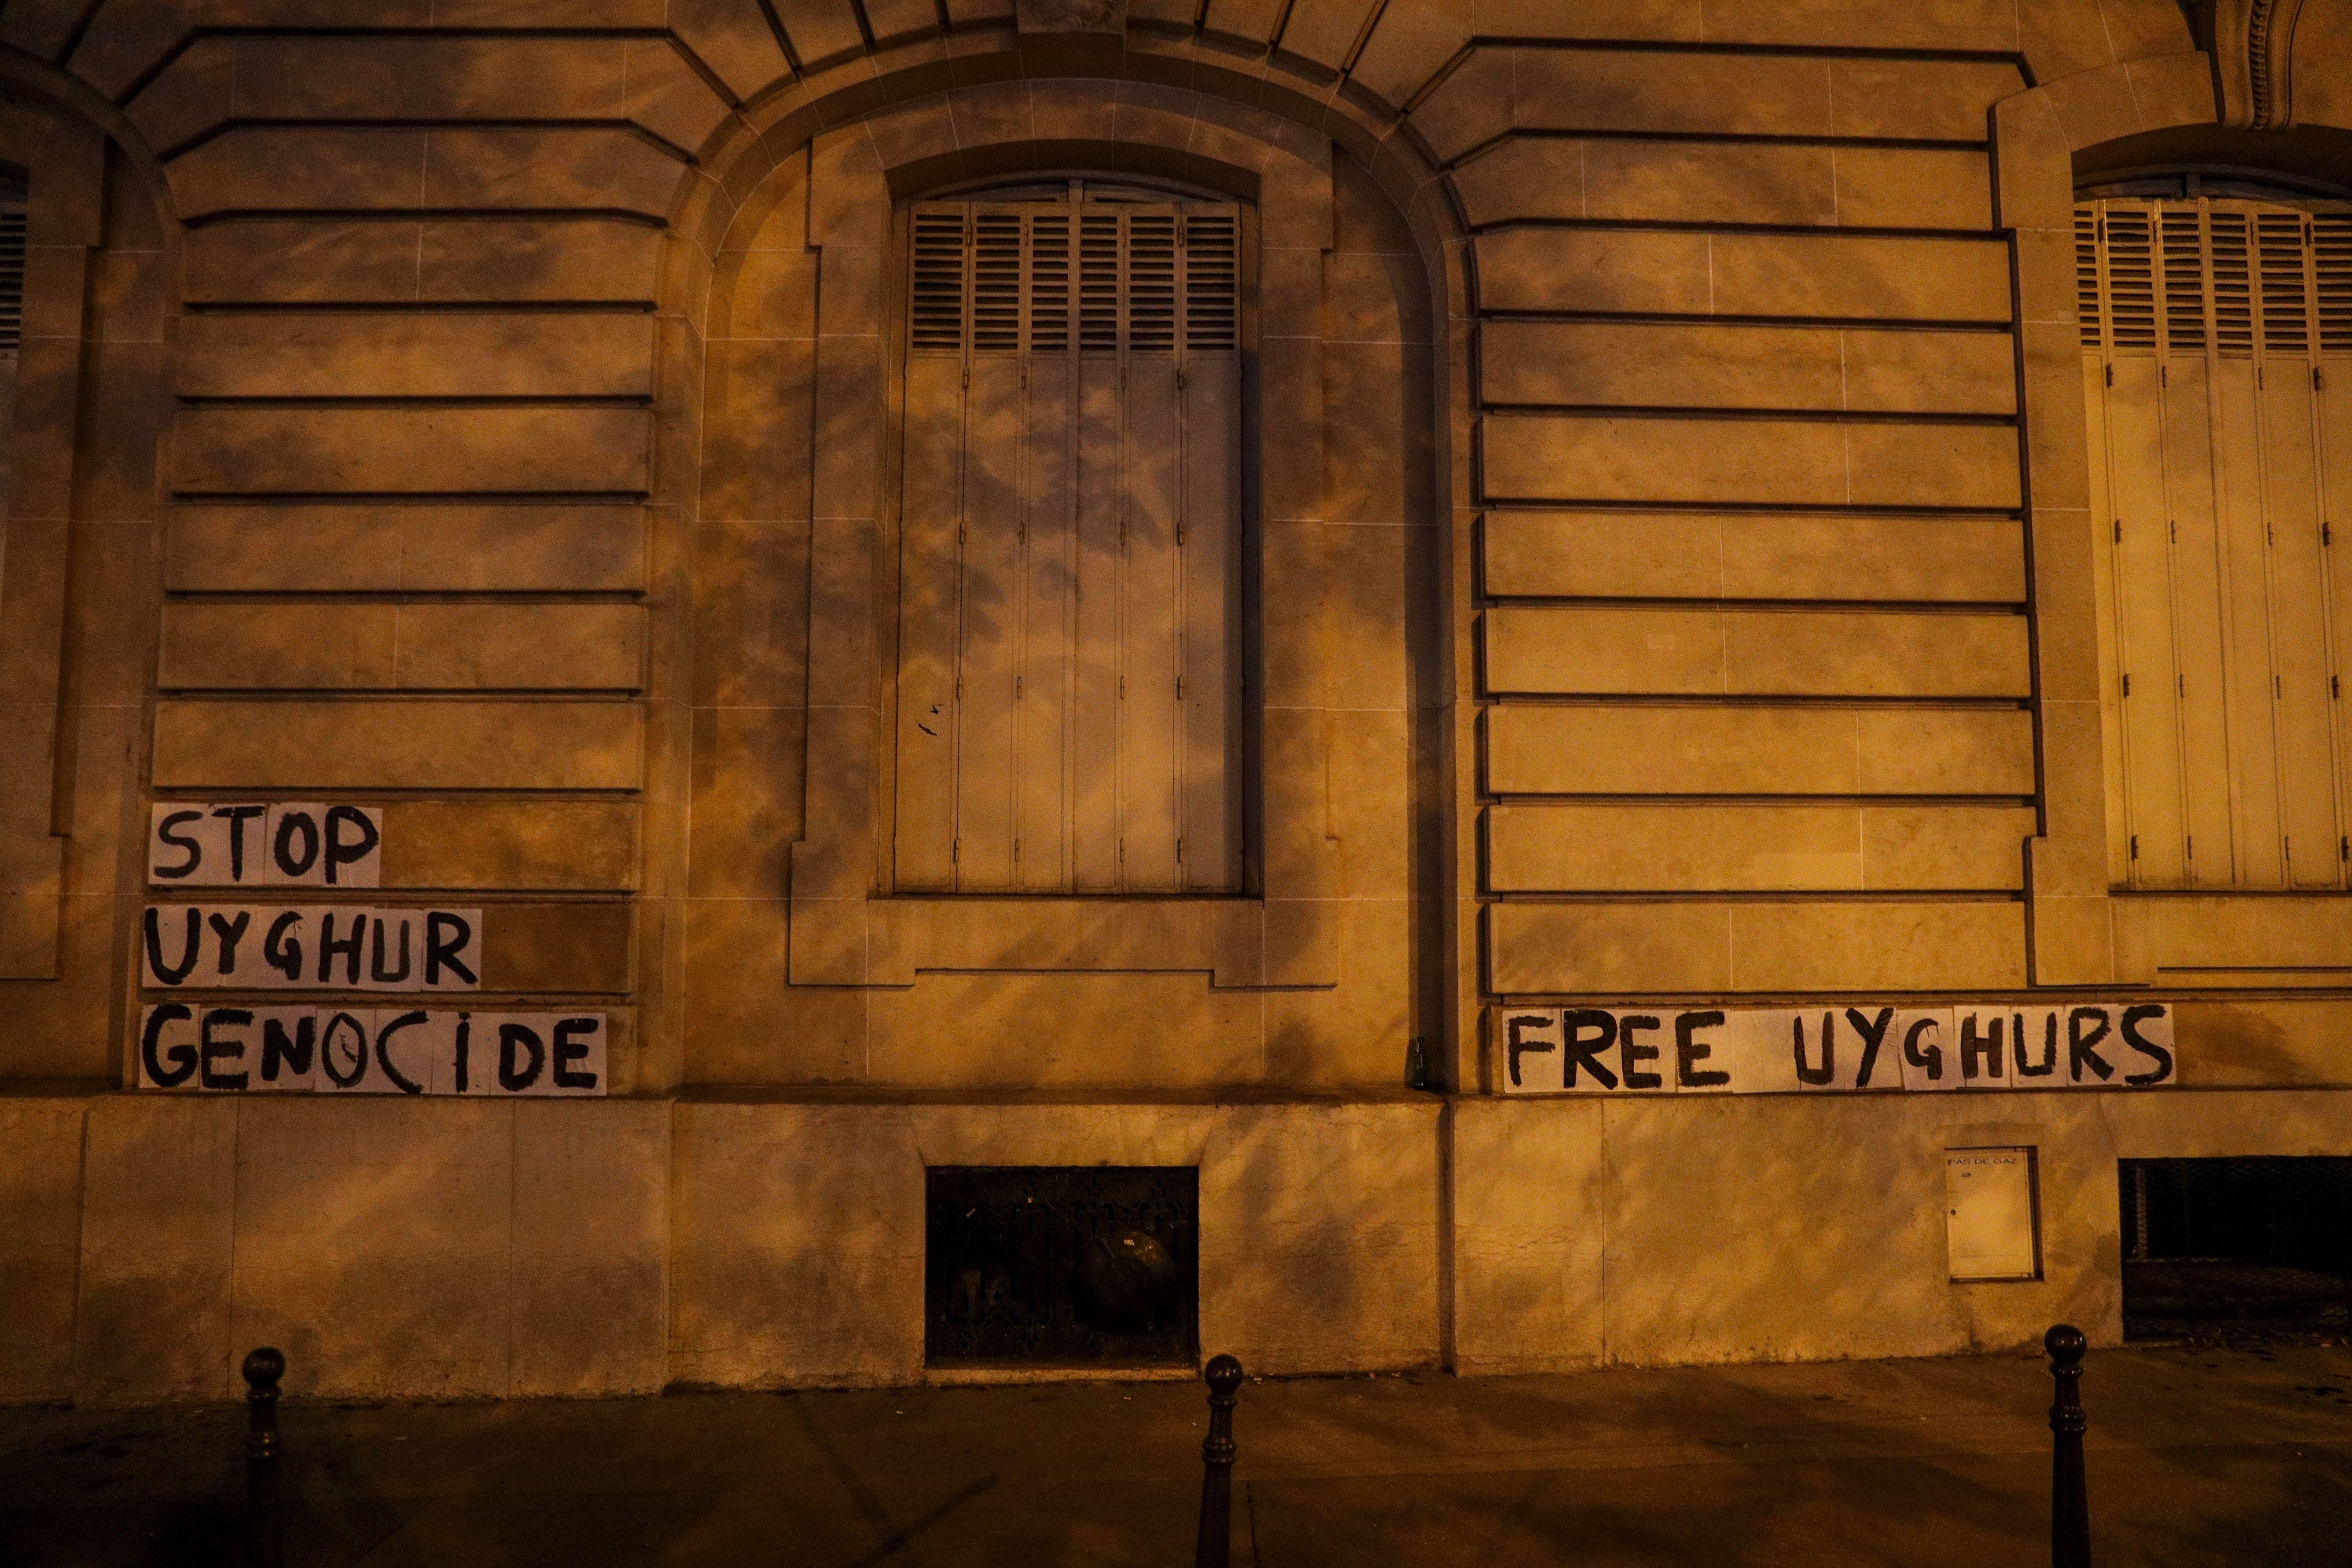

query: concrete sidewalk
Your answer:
[4,1344,2349,1566]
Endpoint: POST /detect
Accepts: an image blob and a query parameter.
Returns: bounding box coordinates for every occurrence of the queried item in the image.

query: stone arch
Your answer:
[655,68,1461,1090]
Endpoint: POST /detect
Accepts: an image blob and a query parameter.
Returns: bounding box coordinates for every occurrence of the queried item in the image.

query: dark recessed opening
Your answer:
[925,1165,1199,1367]
[2120,1157,2352,1340]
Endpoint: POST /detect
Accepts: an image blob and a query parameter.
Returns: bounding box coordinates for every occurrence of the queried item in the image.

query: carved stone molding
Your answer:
[2194,0,2312,129]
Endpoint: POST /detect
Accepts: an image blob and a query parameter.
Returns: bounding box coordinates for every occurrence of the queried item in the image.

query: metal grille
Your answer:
[925,1166,1199,1366]
[2120,1157,2352,1339]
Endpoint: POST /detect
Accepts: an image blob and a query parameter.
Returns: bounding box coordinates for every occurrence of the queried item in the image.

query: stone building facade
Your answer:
[2,0,2351,1403]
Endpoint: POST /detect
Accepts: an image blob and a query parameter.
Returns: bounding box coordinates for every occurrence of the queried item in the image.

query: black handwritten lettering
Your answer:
[369,915,412,986]
[1561,1009,1618,1090]
[260,1014,315,1082]
[2122,1004,2174,1086]
[1959,1013,2005,1082]
[499,1023,545,1092]
[1903,1016,1945,1083]
[141,1003,195,1087]
[319,1011,369,1088]
[2013,1011,2057,1077]
[212,806,267,881]
[1503,1013,1555,1089]
[200,1008,252,1091]
[1618,1014,1663,1090]
[206,910,252,977]
[324,806,379,885]
[144,906,202,986]
[317,911,364,987]
[263,911,304,983]
[426,912,478,988]
[273,810,320,880]
[1794,1012,1836,1086]
[452,1013,472,1094]
[552,1018,599,1091]
[375,1011,427,1095]
[2068,1007,2115,1083]
[1847,1006,1894,1088]
[154,811,204,879]
[1675,1010,1730,1088]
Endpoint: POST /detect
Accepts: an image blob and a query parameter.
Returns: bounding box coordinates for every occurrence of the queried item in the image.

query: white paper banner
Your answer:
[1495,1004,2175,1095]
[149,804,383,888]
[138,1005,605,1096]
[142,905,481,992]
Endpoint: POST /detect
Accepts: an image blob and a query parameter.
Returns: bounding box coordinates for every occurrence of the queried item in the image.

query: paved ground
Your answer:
[4,1343,2350,1566]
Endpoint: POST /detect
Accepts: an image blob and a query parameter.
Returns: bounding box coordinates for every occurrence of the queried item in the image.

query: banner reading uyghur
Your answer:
[1495,1003,2175,1095]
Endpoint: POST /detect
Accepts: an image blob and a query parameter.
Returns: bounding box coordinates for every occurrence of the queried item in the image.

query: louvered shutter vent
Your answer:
[2257,213,2310,355]
[2076,209,2102,348]
[2209,213,2253,356]
[911,209,966,352]
[2319,213,2352,354]
[2079,195,2352,892]
[2102,208,2157,349]
[1185,213,1238,350]
[2161,209,2208,352]
[894,198,1246,895]
[0,202,24,357]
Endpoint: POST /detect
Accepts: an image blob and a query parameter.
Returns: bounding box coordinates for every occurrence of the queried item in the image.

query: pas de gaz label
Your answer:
[139,1005,605,1097]
[1498,1003,2176,1095]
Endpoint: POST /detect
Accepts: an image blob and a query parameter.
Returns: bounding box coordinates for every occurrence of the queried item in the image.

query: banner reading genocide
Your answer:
[137,1004,606,1097]
[1496,1003,2175,1095]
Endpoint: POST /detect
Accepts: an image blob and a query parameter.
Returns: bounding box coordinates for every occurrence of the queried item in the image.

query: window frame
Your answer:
[2075,185,2352,891]
[875,185,1261,899]
[783,118,1345,991]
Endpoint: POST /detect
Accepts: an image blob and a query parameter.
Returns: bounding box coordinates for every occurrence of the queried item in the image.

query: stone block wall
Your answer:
[0,0,2346,1403]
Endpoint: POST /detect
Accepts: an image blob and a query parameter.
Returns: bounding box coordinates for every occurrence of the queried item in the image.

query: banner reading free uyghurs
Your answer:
[1495,1003,2175,1095]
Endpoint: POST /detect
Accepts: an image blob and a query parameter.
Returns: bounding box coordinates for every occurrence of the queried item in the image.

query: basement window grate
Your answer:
[2120,1157,2352,1340]
[925,1165,1199,1367]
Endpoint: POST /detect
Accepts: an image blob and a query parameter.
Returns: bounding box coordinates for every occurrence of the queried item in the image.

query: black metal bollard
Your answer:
[2046,1324,2090,1568]
[243,1347,286,1568]
[1194,1354,1244,1568]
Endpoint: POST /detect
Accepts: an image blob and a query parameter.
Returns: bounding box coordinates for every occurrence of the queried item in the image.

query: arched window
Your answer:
[889,180,1247,894]
[2078,170,2352,888]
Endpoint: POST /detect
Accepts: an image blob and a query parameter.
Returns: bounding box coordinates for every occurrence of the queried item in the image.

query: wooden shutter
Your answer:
[893,198,1245,894]
[2081,196,2352,888]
